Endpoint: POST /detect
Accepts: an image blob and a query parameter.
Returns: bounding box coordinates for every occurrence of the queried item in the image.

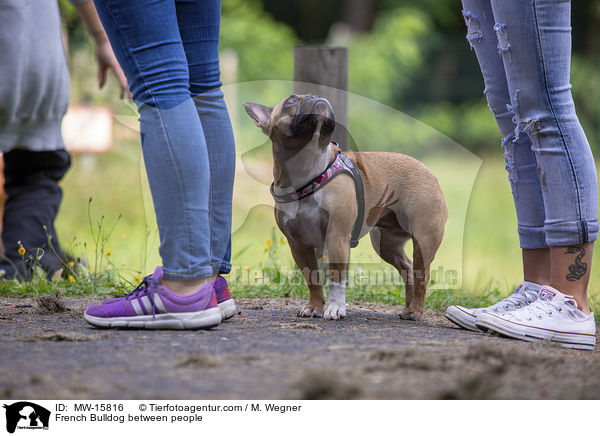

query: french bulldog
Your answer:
[244,94,448,321]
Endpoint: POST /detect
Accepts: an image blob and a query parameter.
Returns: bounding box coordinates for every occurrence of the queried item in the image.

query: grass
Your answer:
[0,274,127,299]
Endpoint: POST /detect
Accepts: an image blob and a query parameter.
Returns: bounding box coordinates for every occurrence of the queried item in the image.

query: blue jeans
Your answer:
[93,0,235,279]
[462,0,598,248]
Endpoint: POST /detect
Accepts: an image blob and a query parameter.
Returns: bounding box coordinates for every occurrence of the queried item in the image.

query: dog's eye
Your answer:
[286,97,297,105]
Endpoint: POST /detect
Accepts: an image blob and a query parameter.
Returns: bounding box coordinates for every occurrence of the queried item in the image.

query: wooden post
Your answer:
[294,46,348,150]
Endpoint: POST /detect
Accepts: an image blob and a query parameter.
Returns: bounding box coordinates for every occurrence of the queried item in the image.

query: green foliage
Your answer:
[60,0,600,156]
[347,100,446,156]
[571,54,600,151]
[220,0,297,82]
[57,0,77,21]
[416,100,501,152]
[348,8,430,106]
[380,0,462,29]
[345,94,500,157]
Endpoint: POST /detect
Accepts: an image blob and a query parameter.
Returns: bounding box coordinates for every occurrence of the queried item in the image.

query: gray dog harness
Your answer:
[270,144,365,248]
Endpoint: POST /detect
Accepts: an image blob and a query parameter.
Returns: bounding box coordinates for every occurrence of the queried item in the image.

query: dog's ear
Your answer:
[243,102,272,134]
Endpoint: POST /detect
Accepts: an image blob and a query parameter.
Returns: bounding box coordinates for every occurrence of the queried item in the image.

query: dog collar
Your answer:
[270,151,350,203]
[270,143,365,248]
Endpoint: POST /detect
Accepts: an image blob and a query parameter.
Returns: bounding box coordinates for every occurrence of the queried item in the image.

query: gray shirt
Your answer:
[0,0,88,152]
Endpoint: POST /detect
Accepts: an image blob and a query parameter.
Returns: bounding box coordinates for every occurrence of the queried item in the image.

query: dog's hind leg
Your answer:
[288,239,325,317]
[400,226,444,320]
[398,239,430,321]
[369,224,414,311]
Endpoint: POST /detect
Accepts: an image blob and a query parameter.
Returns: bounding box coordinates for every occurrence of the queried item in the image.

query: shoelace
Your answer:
[489,288,537,312]
[515,296,577,321]
[125,274,159,317]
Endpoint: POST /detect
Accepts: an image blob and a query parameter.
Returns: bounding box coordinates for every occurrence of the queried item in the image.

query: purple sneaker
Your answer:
[84,267,222,329]
[213,276,236,320]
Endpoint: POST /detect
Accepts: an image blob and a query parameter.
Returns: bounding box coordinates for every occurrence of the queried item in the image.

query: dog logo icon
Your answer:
[3,402,50,434]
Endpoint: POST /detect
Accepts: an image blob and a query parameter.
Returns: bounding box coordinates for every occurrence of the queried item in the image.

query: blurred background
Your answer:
[49,0,600,300]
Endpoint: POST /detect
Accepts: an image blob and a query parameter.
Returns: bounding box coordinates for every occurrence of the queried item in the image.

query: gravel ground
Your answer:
[1,295,599,399]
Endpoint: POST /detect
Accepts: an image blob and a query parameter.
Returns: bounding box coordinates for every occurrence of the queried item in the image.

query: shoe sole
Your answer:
[444,306,480,332]
[84,307,222,330]
[475,314,595,350]
[218,298,237,321]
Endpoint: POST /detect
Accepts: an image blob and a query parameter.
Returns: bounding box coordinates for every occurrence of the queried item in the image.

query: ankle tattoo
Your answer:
[564,246,587,282]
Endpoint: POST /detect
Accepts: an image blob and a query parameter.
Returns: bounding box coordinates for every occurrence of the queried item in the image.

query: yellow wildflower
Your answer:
[243,266,250,271]
[121,233,126,239]
[266,239,273,245]
[17,246,26,256]
[134,275,142,282]
[105,249,112,257]
[154,224,158,231]
[264,246,270,252]
[280,239,286,245]
[68,261,75,267]
[68,275,76,282]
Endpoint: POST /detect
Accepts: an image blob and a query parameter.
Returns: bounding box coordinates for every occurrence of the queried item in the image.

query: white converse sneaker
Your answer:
[475,286,596,350]
[445,281,541,332]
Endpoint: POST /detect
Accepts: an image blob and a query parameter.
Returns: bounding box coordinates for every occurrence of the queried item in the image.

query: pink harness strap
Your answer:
[270,149,365,248]
[270,152,351,203]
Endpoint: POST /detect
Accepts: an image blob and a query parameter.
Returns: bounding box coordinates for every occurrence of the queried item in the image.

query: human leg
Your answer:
[446,0,548,330]
[0,149,70,278]
[176,0,236,275]
[462,0,549,274]
[93,0,214,286]
[490,0,598,312]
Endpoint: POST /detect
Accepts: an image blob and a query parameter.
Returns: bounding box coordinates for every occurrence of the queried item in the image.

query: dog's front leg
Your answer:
[323,235,350,320]
[288,239,325,317]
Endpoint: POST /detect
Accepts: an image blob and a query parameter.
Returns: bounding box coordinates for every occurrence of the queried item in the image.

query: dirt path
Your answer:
[1,296,599,399]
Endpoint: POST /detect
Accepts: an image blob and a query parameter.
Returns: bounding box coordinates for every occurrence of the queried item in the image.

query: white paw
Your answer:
[323,302,346,320]
[298,305,324,318]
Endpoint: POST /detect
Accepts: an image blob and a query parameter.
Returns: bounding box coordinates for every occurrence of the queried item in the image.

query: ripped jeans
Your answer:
[462,0,598,248]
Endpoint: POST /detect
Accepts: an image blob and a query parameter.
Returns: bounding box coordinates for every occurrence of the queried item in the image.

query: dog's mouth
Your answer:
[289,99,335,141]
[312,98,333,116]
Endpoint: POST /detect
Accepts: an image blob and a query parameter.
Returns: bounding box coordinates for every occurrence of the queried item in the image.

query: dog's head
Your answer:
[243,94,336,150]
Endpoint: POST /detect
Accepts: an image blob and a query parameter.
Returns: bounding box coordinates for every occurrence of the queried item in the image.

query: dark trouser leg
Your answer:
[0,149,71,278]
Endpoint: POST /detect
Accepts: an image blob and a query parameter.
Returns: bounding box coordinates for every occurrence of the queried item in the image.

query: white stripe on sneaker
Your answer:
[153,294,166,314]
[140,296,153,314]
[131,299,144,316]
